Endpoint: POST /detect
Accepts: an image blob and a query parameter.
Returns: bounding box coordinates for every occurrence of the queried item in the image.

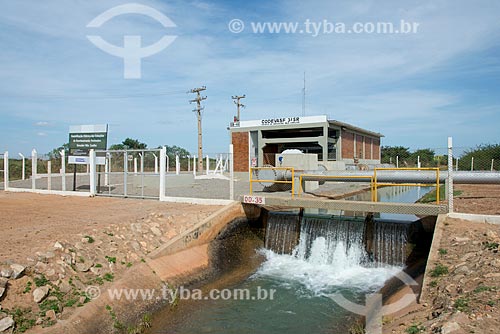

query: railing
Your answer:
[249,167,295,197]
[298,174,376,201]
[373,167,440,203]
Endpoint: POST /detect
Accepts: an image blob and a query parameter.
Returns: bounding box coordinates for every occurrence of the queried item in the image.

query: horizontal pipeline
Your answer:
[299,170,500,184]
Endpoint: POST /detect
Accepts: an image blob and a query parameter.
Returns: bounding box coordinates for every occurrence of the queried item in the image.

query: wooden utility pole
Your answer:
[231,94,246,122]
[189,86,207,172]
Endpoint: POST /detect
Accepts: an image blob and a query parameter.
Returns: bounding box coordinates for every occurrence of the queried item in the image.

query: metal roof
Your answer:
[328,120,384,138]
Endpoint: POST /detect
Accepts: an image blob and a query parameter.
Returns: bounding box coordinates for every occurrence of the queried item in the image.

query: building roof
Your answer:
[328,119,384,138]
[230,115,384,138]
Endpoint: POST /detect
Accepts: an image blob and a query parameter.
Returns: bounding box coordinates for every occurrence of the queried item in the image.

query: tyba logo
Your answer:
[86,3,177,79]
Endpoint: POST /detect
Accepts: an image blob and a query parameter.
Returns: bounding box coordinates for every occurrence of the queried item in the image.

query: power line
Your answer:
[231,94,246,122]
[189,86,207,173]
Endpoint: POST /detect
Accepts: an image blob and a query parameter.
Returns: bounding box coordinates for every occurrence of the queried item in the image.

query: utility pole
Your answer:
[189,86,207,173]
[232,94,246,122]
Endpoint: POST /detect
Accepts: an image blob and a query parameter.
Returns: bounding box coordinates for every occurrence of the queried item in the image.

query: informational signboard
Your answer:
[68,124,108,165]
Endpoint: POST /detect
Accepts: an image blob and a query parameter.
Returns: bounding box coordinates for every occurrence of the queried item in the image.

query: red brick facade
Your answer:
[341,130,354,159]
[232,132,249,172]
[365,138,371,159]
[373,138,380,160]
[342,130,380,160]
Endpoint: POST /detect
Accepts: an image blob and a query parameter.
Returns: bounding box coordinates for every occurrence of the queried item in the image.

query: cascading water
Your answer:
[256,212,409,295]
[264,212,300,254]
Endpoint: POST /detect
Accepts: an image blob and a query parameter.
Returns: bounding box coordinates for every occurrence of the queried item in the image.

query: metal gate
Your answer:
[95,149,161,199]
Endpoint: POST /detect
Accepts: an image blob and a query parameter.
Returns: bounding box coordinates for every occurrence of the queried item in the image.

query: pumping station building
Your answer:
[230,115,383,172]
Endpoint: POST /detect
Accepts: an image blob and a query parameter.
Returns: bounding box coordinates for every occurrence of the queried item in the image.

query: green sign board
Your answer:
[69,132,107,153]
[68,124,108,164]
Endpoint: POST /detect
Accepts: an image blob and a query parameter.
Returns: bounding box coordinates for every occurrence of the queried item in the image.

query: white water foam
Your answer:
[255,248,402,296]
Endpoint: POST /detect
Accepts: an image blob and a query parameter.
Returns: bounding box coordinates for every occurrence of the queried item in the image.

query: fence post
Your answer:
[396,156,399,168]
[187,155,190,172]
[456,158,459,171]
[206,155,209,175]
[61,150,66,191]
[134,157,138,175]
[32,149,37,190]
[175,155,180,175]
[193,156,196,177]
[417,156,421,168]
[47,161,52,191]
[471,157,474,171]
[159,147,166,200]
[491,159,494,171]
[447,137,454,213]
[104,155,109,186]
[18,153,25,180]
[3,151,9,190]
[153,153,158,174]
[229,145,234,201]
[89,149,96,195]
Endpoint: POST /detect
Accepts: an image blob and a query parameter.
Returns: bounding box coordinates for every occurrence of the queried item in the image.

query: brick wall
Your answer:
[232,132,249,172]
[373,138,380,160]
[364,137,371,159]
[355,135,363,158]
[341,130,354,159]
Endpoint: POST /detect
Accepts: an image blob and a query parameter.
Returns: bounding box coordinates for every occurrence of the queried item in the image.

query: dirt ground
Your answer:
[384,184,500,334]
[454,184,500,215]
[0,192,221,264]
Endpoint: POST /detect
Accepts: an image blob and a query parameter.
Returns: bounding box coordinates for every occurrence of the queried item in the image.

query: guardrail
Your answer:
[374,167,440,203]
[249,167,295,197]
[299,174,376,201]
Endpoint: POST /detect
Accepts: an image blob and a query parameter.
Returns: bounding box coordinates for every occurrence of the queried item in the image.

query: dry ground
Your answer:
[384,184,500,334]
[0,192,221,264]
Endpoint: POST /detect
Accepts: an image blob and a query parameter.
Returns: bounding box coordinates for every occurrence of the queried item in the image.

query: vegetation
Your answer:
[438,248,448,255]
[406,324,425,334]
[381,143,500,170]
[430,264,449,277]
[418,185,462,204]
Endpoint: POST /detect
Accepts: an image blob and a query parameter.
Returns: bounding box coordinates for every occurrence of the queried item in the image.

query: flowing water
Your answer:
[153,186,430,333]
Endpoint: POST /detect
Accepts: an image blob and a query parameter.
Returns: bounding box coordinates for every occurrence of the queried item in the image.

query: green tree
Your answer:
[163,145,191,159]
[110,138,147,150]
[410,148,435,167]
[47,143,69,160]
[381,146,411,164]
[458,144,500,171]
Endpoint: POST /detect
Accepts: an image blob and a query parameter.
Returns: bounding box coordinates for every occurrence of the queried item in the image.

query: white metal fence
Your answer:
[1,146,236,204]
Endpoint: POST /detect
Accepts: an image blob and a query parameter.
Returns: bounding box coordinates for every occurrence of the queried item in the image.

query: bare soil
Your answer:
[0,192,220,264]
[384,184,500,334]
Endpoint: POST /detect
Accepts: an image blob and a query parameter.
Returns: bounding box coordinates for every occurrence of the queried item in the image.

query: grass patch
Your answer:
[7,308,37,333]
[84,235,95,243]
[33,275,49,287]
[105,255,117,264]
[103,273,114,282]
[23,281,32,294]
[429,280,438,288]
[454,297,469,312]
[39,298,61,314]
[406,324,425,334]
[484,242,499,251]
[430,264,449,277]
[474,285,494,293]
[94,263,103,268]
[418,185,462,203]
[438,248,448,255]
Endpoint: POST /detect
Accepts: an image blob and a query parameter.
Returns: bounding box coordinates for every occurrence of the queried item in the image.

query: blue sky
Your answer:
[1,0,499,156]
